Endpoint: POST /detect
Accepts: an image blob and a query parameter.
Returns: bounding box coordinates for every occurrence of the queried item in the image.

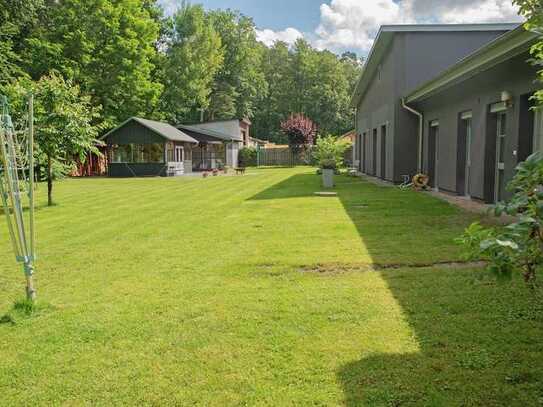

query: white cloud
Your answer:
[256,27,304,47]
[436,0,522,23]
[315,0,412,51]
[313,0,523,53]
[158,0,523,54]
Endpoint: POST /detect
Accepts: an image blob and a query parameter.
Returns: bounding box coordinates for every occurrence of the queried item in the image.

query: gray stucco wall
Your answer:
[414,52,538,202]
[355,29,510,183]
[402,31,510,94]
[356,38,397,181]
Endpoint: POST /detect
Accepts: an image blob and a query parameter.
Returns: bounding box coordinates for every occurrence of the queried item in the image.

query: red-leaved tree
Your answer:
[280,114,316,155]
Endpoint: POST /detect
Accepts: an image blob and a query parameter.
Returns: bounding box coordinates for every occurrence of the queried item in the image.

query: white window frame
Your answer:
[174,145,184,162]
[460,113,473,197]
[495,111,507,203]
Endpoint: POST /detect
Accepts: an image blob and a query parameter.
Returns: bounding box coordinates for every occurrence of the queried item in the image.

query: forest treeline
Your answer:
[1,0,362,142]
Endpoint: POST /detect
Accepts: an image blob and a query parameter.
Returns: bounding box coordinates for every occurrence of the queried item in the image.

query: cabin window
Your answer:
[110,143,164,163]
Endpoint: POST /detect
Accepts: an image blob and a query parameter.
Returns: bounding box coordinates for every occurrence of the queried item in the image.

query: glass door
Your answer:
[428,121,439,189]
[175,146,184,162]
[495,112,506,202]
[462,114,472,197]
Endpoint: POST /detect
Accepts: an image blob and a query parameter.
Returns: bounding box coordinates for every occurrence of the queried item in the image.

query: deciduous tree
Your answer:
[160,2,223,123]
[281,113,316,155]
[0,0,43,87]
[513,0,543,105]
[208,10,267,120]
[8,74,102,206]
[23,0,162,126]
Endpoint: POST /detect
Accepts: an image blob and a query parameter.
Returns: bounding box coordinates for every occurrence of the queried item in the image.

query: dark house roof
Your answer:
[405,25,538,103]
[350,23,521,107]
[176,124,236,143]
[103,117,198,143]
[183,118,252,126]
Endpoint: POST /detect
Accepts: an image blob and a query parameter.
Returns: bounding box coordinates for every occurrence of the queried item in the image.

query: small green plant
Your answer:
[0,298,47,325]
[312,135,351,170]
[12,298,38,315]
[238,147,257,167]
[457,152,543,285]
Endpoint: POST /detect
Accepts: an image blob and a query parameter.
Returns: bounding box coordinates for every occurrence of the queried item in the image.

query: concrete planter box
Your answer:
[322,169,335,188]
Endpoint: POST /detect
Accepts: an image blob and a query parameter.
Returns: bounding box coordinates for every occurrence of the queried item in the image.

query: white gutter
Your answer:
[401,98,423,173]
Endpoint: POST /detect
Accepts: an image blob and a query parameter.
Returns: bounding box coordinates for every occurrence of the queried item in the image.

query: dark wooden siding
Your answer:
[108,163,167,177]
[106,120,164,145]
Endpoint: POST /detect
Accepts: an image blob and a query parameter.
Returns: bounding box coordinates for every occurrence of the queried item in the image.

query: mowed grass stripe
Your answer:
[0,167,541,406]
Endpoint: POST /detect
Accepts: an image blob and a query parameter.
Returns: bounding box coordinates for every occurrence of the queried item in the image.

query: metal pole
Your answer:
[28,94,35,257]
[0,95,36,301]
[0,127,20,258]
[26,93,36,300]
[401,98,424,173]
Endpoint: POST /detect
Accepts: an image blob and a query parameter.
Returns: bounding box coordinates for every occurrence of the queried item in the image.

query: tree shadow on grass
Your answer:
[248,172,321,201]
[338,267,543,406]
[248,172,543,405]
[249,172,482,265]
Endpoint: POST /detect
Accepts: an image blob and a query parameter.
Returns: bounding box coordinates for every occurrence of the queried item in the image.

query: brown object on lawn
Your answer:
[413,173,430,190]
[235,167,246,175]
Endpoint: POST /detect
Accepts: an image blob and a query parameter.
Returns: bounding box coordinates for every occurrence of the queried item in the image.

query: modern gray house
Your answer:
[351,23,519,184]
[404,26,540,203]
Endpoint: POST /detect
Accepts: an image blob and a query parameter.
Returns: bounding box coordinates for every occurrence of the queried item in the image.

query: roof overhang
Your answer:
[405,26,537,104]
[177,124,235,143]
[197,140,223,145]
[101,117,198,143]
[350,23,522,108]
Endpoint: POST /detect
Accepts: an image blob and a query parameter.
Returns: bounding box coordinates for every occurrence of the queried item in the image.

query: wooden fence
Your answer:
[256,147,312,167]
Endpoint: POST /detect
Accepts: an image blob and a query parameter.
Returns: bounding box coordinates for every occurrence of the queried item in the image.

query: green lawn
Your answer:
[0,167,542,406]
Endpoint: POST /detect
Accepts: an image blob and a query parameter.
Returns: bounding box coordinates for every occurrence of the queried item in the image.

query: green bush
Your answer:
[238,147,257,167]
[312,135,351,170]
[457,152,543,286]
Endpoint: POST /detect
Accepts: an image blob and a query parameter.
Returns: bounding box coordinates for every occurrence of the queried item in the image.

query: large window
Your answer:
[110,144,165,163]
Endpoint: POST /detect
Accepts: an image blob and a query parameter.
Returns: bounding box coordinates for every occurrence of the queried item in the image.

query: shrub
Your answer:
[312,135,352,170]
[457,152,543,286]
[238,147,257,167]
[280,114,316,155]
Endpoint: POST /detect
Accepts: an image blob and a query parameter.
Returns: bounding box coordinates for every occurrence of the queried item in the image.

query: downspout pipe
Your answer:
[401,98,423,174]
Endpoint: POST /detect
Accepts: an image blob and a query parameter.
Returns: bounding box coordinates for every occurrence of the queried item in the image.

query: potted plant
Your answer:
[313,135,351,188]
[321,158,336,188]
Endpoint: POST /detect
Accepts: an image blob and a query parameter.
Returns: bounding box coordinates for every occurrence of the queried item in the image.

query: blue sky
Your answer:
[159,0,522,55]
[179,0,324,32]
